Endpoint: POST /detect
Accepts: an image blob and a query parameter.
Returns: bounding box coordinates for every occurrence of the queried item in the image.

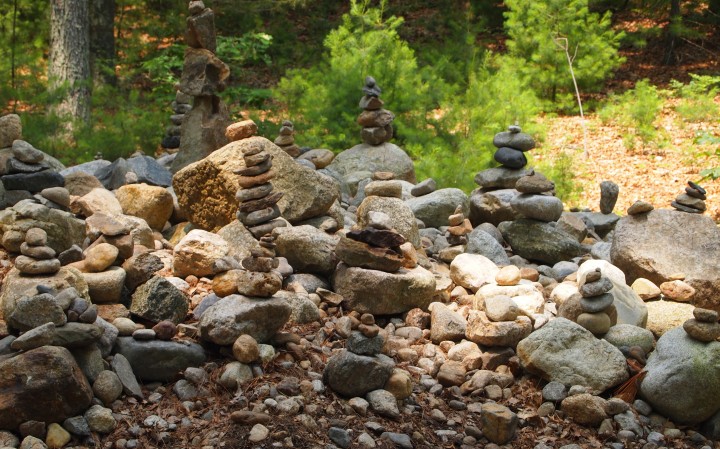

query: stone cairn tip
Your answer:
[15,227,61,276]
[683,307,720,342]
[225,119,258,143]
[492,125,535,169]
[576,268,616,336]
[236,234,282,298]
[358,76,394,146]
[672,180,707,214]
[446,205,471,246]
[275,120,301,157]
[234,142,286,239]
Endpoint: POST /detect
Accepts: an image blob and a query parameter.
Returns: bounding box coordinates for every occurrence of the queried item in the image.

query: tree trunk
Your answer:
[663,0,681,66]
[49,0,91,127]
[90,0,117,86]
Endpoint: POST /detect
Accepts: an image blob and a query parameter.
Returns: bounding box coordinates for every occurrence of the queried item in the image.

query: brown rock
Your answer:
[660,280,696,302]
[115,184,174,231]
[561,393,608,426]
[232,334,260,363]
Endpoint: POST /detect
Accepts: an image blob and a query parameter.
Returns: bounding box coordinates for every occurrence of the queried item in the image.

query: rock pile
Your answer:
[1,140,65,197]
[274,120,301,157]
[683,307,720,342]
[170,0,231,173]
[672,180,707,213]
[511,170,563,222]
[358,76,395,145]
[492,125,535,169]
[234,141,286,238]
[446,205,472,247]
[161,91,192,150]
[15,228,61,275]
[236,235,282,298]
[335,225,406,273]
[576,268,616,335]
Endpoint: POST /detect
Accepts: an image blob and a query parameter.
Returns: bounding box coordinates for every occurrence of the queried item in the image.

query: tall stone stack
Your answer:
[576,268,616,336]
[234,142,285,238]
[274,120,301,157]
[170,0,231,173]
[358,76,395,146]
[492,125,535,169]
[236,235,282,298]
[15,228,61,276]
[161,91,193,150]
[446,205,472,246]
[2,140,65,195]
[672,181,707,214]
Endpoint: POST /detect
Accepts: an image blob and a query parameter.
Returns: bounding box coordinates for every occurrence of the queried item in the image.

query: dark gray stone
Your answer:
[323,350,394,398]
[114,337,206,382]
[465,228,510,266]
[494,147,527,169]
[493,131,536,151]
[1,171,64,191]
[499,219,589,265]
[599,181,619,214]
[110,353,144,398]
[346,331,385,356]
[126,156,173,187]
[95,158,130,190]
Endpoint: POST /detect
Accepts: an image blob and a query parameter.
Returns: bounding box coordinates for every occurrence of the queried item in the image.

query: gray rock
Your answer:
[111,353,143,398]
[218,361,253,390]
[8,293,66,332]
[92,370,123,404]
[599,181,619,214]
[380,432,413,449]
[611,210,720,311]
[282,273,330,294]
[411,178,436,197]
[83,266,126,305]
[0,200,85,253]
[356,195,421,249]
[468,188,522,227]
[198,294,291,345]
[640,327,720,424]
[94,316,119,358]
[130,276,189,324]
[542,381,568,402]
[51,322,104,348]
[603,324,655,354]
[323,351,394,398]
[126,155,172,187]
[517,318,629,392]
[84,404,116,434]
[274,290,320,324]
[429,302,466,343]
[329,427,352,448]
[272,225,339,275]
[12,140,44,164]
[511,194,563,222]
[10,322,56,351]
[71,344,105,383]
[405,188,468,229]
[577,211,620,236]
[60,159,111,178]
[499,219,589,265]
[366,389,400,419]
[114,337,206,382]
[464,228,510,266]
[493,130,536,151]
[346,331,385,356]
[1,170,64,192]
[474,167,532,189]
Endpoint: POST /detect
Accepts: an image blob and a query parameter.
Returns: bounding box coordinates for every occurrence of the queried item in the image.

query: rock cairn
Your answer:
[492,125,535,169]
[161,91,193,150]
[236,235,282,298]
[234,142,285,238]
[511,169,563,222]
[576,268,616,335]
[1,140,65,196]
[274,120,301,157]
[15,228,61,275]
[358,76,395,146]
[335,222,406,273]
[672,181,706,214]
[446,205,472,246]
[683,308,720,342]
[170,0,231,173]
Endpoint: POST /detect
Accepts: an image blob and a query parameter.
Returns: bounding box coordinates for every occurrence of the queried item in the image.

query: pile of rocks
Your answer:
[161,91,193,150]
[576,268,617,335]
[492,125,535,169]
[1,140,65,202]
[170,0,231,173]
[358,76,395,146]
[236,235,282,298]
[446,205,472,247]
[14,228,61,276]
[274,120,301,158]
[234,142,286,238]
[335,225,406,273]
[672,181,707,214]
[511,170,563,223]
[683,307,720,342]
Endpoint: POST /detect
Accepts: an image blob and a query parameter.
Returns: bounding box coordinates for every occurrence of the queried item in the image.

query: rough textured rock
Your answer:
[173,229,229,278]
[499,219,588,265]
[405,188,468,229]
[0,346,93,430]
[325,142,416,196]
[468,188,522,227]
[517,318,629,392]
[115,183,173,231]
[332,263,436,315]
[449,253,500,291]
[0,200,85,253]
[198,294,292,344]
[171,95,231,174]
[466,310,532,347]
[114,337,206,382]
[356,196,420,249]
[465,228,510,266]
[72,188,124,217]
[173,137,338,230]
[640,327,720,424]
[272,225,339,275]
[0,114,22,148]
[323,351,394,398]
[429,302,467,343]
[610,210,720,311]
[130,276,189,324]
[561,394,609,426]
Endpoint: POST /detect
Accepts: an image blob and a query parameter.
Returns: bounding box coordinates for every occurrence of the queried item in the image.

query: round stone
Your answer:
[577,312,611,335]
[580,277,613,298]
[515,173,554,194]
[495,265,521,286]
[579,293,614,313]
[494,147,527,169]
[113,317,139,336]
[84,243,119,273]
[683,319,720,342]
[233,334,260,363]
[92,370,123,404]
[152,320,177,341]
[627,201,653,215]
[693,308,719,323]
[24,228,48,246]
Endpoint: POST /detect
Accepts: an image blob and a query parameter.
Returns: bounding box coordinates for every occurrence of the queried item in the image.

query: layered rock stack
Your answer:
[446,205,472,246]
[236,235,282,298]
[576,268,616,336]
[274,120,301,158]
[358,76,395,146]
[335,226,406,273]
[170,0,231,173]
[683,308,720,342]
[15,228,61,276]
[671,181,706,214]
[511,170,563,223]
[234,142,286,238]
[492,125,535,169]
[1,140,65,196]
[161,91,193,150]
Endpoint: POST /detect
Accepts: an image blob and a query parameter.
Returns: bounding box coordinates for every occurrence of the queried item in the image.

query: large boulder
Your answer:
[114,337,206,382]
[173,137,338,230]
[130,276,189,324]
[332,263,436,315]
[0,346,93,430]
[0,200,85,253]
[640,327,720,424]
[611,210,720,312]
[577,260,648,327]
[323,351,395,398]
[468,189,521,227]
[324,142,415,196]
[405,188,468,229]
[356,196,420,249]
[272,225,339,275]
[499,219,589,265]
[198,294,292,345]
[115,183,173,231]
[517,318,629,393]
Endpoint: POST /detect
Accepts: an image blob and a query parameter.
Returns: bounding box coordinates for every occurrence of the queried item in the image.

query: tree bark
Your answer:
[90,0,117,86]
[663,0,681,66]
[49,0,91,126]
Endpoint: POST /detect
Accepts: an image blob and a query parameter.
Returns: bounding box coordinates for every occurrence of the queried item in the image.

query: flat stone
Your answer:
[114,337,206,382]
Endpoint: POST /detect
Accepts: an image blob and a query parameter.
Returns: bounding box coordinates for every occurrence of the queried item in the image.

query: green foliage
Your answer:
[670,74,720,122]
[533,150,582,204]
[275,0,450,154]
[504,0,625,110]
[598,79,666,150]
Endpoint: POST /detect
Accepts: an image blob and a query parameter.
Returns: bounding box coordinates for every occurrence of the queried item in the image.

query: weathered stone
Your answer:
[468,188,522,227]
[323,351,394,398]
[0,114,22,148]
[115,184,173,231]
[272,225,339,275]
[114,337,206,382]
[0,200,85,253]
[173,229,229,278]
[198,294,291,344]
[466,310,532,347]
[480,402,518,444]
[130,276,189,324]
[499,219,588,265]
[405,188,469,229]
